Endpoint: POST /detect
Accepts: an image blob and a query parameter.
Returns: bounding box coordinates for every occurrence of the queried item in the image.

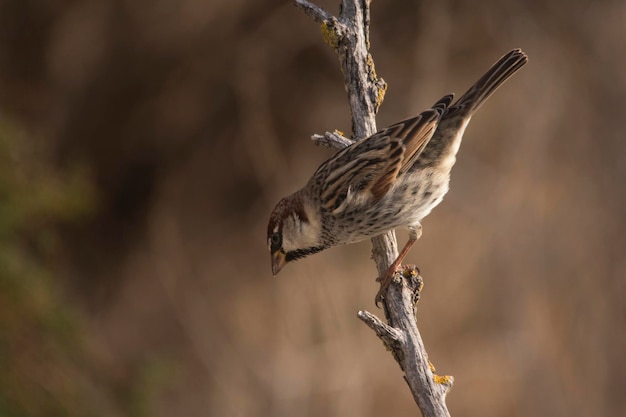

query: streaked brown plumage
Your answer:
[268,49,528,305]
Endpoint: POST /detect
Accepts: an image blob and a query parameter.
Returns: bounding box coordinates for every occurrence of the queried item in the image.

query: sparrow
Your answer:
[267,48,528,305]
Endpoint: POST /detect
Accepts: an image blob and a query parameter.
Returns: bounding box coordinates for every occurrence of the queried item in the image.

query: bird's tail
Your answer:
[449,49,528,117]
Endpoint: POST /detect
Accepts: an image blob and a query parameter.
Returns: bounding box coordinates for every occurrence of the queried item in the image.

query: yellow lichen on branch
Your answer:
[320,21,340,50]
[430,361,454,387]
[433,374,454,386]
[366,53,387,110]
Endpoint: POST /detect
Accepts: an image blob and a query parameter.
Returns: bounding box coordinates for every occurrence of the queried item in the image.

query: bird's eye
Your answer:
[270,232,281,250]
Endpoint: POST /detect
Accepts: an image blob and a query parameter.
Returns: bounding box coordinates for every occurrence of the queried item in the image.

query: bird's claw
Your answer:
[374,288,384,308]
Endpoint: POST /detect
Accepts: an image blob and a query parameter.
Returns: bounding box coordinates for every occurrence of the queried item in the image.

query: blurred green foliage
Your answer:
[0,116,175,417]
[0,116,98,416]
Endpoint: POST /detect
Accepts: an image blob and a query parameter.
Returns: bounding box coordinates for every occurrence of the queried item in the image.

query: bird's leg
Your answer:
[375,224,422,306]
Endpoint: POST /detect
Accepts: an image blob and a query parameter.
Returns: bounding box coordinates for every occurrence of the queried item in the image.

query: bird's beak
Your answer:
[271,250,287,276]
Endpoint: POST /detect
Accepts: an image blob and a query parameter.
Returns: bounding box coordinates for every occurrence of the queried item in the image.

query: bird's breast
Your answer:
[322,167,451,246]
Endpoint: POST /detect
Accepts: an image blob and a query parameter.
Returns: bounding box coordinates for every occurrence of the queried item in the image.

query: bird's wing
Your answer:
[315,107,443,214]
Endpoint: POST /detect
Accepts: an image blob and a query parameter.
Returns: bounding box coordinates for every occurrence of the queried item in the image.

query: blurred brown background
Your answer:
[1,0,625,416]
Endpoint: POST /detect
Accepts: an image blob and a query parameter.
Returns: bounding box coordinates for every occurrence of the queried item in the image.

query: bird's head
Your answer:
[267,192,326,275]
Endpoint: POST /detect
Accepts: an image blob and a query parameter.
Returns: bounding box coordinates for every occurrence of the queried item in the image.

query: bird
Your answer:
[267,48,528,305]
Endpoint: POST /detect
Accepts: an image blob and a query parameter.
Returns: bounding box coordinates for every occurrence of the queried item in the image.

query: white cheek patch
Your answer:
[282,239,293,252]
[280,205,322,253]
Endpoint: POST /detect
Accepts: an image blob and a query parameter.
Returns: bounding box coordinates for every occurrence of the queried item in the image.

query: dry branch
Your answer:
[311,131,354,149]
[293,1,453,416]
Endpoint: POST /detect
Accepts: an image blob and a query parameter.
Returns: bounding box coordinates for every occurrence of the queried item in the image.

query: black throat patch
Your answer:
[285,246,326,262]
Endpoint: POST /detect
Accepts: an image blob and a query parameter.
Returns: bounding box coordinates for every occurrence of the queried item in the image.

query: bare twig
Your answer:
[293,0,334,23]
[311,131,354,149]
[294,1,453,416]
[357,309,403,350]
